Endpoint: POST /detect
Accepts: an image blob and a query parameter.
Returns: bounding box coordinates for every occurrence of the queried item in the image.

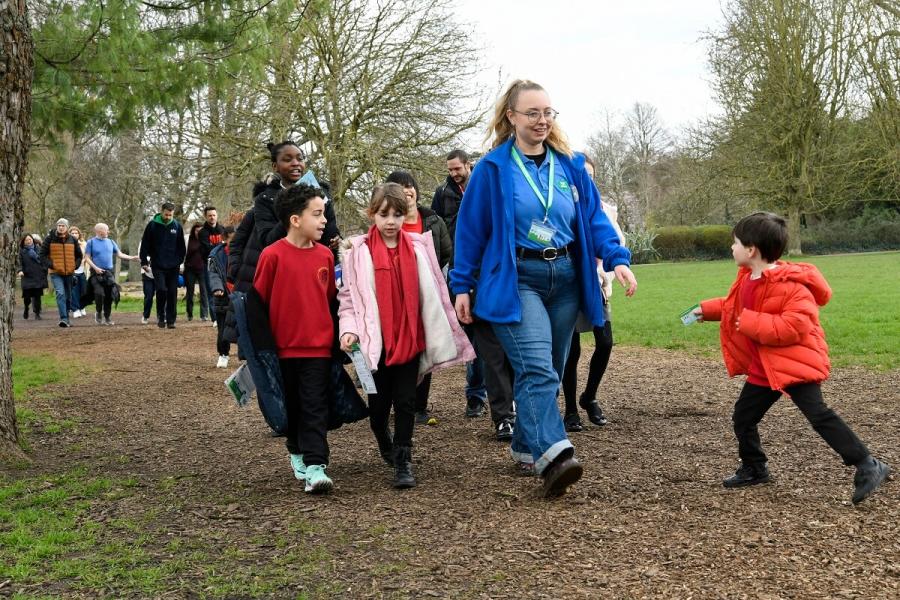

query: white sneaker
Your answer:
[141,317,149,324]
[211,320,217,328]
[216,355,229,368]
[72,310,82,319]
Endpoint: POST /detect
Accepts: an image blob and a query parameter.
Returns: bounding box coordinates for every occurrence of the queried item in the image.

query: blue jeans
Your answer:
[70,273,86,311]
[491,256,579,475]
[50,274,73,321]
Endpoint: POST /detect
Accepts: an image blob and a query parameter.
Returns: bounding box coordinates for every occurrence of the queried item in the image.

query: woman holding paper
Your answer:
[449,79,637,497]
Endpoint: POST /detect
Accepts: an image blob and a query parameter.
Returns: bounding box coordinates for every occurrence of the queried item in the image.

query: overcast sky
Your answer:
[451,0,725,149]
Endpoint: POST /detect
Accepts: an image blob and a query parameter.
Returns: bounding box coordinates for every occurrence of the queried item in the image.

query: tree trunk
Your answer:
[787,204,803,256]
[1,0,34,460]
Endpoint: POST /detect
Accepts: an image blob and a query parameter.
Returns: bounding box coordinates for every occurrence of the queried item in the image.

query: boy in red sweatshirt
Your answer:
[694,212,889,504]
[253,184,337,493]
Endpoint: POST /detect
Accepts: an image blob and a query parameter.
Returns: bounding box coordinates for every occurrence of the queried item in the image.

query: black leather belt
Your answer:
[516,244,572,260]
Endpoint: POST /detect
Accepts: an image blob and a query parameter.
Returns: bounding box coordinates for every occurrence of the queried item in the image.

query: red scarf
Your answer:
[367,225,425,366]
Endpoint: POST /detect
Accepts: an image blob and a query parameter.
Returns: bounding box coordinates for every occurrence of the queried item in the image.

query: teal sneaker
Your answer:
[289,453,306,481]
[303,465,333,494]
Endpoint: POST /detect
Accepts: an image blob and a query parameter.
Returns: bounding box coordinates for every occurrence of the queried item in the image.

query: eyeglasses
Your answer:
[511,109,559,124]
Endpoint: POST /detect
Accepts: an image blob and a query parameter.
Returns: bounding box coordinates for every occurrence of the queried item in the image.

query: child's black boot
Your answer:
[852,456,890,504]
[392,445,416,489]
[373,427,394,467]
[723,462,770,488]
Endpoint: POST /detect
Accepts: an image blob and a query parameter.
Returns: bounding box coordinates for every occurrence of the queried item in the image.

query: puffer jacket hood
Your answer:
[762,262,831,307]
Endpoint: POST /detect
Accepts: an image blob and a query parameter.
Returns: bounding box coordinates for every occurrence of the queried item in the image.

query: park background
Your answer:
[1,0,899,598]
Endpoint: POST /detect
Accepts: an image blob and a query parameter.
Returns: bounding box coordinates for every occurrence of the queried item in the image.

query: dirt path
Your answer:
[6,313,900,598]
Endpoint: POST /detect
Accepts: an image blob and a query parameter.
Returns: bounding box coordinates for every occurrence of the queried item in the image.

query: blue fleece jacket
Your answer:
[449,138,631,326]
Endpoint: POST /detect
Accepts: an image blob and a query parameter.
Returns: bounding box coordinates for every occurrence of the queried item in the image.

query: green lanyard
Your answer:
[511,146,555,222]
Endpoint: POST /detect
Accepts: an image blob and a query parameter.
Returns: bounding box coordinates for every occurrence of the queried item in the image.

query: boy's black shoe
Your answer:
[414,409,431,425]
[157,320,165,329]
[723,462,770,488]
[392,445,416,489]
[465,397,486,418]
[563,412,583,433]
[579,396,608,426]
[166,323,176,329]
[541,455,583,498]
[852,457,890,504]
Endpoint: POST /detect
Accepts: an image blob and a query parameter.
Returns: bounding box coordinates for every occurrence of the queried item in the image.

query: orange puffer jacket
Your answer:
[700,262,832,391]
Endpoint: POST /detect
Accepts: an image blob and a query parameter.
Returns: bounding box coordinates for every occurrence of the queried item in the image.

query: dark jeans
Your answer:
[90,275,115,319]
[215,311,229,355]
[280,357,331,466]
[152,267,179,325]
[562,320,613,414]
[142,277,155,319]
[184,268,208,319]
[733,381,870,467]
[472,319,516,425]
[369,355,419,448]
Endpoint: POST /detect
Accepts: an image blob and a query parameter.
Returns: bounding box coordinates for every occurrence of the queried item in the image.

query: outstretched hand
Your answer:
[340,333,359,352]
[614,265,638,297]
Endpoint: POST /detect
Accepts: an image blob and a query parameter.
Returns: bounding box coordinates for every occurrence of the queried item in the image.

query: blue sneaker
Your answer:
[303,465,333,494]
[289,453,306,480]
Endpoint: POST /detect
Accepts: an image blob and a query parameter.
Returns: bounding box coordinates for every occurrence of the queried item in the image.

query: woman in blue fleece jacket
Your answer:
[450,79,637,497]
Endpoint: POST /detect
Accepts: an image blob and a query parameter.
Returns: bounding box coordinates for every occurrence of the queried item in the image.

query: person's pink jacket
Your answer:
[338,231,475,378]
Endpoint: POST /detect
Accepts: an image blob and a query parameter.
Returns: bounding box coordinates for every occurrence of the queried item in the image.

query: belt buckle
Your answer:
[541,247,558,260]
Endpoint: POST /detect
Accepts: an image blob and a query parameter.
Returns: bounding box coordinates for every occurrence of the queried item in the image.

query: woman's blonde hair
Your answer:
[367,183,409,218]
[485,79,573,157]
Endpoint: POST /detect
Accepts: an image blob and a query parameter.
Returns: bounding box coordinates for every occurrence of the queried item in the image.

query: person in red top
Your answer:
[253,183,337,494]
[693,212,889,504]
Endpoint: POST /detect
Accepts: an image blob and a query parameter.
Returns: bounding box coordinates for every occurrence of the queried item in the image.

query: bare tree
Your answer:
[1,0,33,459]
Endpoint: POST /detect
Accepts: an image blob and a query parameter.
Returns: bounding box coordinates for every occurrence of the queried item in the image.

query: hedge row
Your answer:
[652,225,733,260]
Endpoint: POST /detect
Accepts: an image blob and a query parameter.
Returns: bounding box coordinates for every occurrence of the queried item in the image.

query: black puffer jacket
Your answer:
[19,244,49,290]
[418,205,453,269]
[431,176,465,242]
[223,178,342,344]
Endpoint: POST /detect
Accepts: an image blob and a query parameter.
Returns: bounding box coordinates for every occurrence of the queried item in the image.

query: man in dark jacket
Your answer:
[431,149,472,243]
[40,218,83,327]
[139,202,186,329]
[198,206,225,314]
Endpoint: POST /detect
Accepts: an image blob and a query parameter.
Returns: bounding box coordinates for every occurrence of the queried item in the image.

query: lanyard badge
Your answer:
[511,146,555,223]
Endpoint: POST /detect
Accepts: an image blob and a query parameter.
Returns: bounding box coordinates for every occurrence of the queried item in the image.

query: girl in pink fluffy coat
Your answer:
[338,183,475,489]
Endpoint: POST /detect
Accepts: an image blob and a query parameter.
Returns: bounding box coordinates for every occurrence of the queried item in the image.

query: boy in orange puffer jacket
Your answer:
[693,212,890,504]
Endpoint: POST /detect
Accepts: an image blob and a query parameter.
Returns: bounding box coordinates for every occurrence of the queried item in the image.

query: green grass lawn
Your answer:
[612,251,900,371]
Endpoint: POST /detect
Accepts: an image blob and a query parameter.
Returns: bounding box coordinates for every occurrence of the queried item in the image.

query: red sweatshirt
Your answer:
[253,239,336,358]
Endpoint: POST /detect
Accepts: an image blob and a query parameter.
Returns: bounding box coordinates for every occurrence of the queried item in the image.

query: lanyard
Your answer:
[511,146,554,222]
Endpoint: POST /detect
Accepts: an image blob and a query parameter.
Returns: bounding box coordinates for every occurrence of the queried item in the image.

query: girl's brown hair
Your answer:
[485,79,573,157]
[367,183,409,218]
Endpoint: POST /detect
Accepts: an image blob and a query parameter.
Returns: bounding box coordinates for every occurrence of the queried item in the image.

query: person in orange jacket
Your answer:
[693,212,889,504]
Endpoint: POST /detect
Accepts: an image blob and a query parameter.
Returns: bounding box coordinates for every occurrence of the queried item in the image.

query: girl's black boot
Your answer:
[392,446,416,489]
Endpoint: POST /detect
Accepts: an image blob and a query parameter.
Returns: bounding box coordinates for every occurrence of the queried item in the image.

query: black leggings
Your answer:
[562,320,613,415]
[23,290,42,316]
[369,356,419,448]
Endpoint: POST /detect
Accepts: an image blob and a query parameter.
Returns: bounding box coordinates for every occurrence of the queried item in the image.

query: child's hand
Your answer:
[213,290,224,297]
[692,307,704,322]
[455,293,473,324]
[340,333,359,352]
[614,265,638,297]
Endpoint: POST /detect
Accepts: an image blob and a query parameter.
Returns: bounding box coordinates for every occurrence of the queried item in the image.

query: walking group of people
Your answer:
[20,79,890,504]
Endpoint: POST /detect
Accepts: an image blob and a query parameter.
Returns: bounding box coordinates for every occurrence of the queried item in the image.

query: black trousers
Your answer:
[369,355,419,447]
[733,381,870,467]
[280,357,331,466]
[23,289,42,316]
[90,276,115,319]
[184,268,208,319]
[214,311,229,356]
[472,319,516,425]
[562,320,613,414]
[142,277,155,319]
[152,267,179,325]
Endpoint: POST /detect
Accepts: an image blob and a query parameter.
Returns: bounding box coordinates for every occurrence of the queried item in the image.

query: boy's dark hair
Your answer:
[368,183,409,217]
[223,225,235,236]
[446,149,469,163]
[580,151,595,169]
[203,206,216,214]
[161,201,176,212]
[732,212,789,262]
[274,183,324,229]
[385,170,420,205]
[266,140,304,163]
